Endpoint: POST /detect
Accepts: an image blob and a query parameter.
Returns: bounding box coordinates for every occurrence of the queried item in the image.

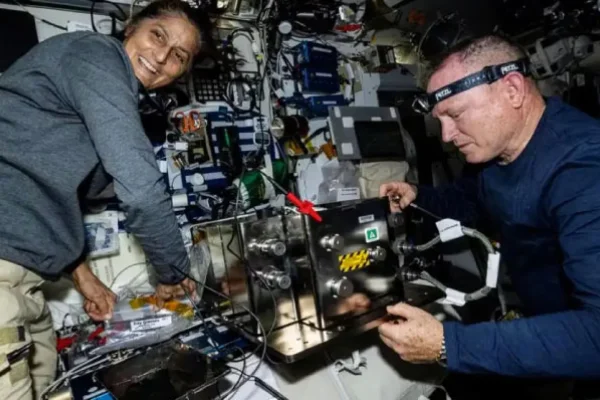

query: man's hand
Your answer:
[155,277,197,308]
[336,293,371,314]
[378,302,443,363]
[379,182,418,212]
[72,263,117,321]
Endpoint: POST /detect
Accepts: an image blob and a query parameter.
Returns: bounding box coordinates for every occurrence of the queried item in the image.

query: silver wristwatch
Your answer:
[436,337,447,366]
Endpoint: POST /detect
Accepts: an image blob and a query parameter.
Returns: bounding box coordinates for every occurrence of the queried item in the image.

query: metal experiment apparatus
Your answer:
[193,197,403,361]
[192,197,502,362]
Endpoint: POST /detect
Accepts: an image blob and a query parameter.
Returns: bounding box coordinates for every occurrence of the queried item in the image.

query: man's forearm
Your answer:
[444,308,600,378]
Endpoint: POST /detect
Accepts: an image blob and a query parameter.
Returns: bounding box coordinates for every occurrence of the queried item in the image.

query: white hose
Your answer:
[399,221,500,306]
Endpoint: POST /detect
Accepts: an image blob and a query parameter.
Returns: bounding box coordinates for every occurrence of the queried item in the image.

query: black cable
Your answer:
[304,126,329,143]
[171,173,182,189]
[90,0,99,32]
[255,169,286,194]
[278,49,301,94]
[180,283,227,363]
[225,163,283,367]
[168,263,268,399]
[88,0,127,33]
[255,5,271,27]
[224,227,279,340]
[227,348,289,400]
[228,167,279,342]
[40,18,68,31]
[225,78,258,115]
[229,28,255,44]
[89,0,127,20]
[222,346,248,399]
[167,166,276,394]
[409,203,442,221]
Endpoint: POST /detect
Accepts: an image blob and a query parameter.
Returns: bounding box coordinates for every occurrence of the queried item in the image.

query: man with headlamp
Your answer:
[379,35,600,398]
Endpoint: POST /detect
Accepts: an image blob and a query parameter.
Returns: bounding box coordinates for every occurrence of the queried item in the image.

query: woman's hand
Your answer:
[72,263,117,321]
[155,278,197,308]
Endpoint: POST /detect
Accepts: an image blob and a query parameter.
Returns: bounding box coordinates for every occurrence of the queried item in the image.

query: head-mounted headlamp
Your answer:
[412,58,531,114]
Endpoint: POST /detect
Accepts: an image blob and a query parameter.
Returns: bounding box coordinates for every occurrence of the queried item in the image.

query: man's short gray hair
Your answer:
[420,35,527,86]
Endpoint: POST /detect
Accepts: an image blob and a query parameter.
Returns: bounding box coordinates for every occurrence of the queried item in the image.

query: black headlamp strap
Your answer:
[426,58,531,110]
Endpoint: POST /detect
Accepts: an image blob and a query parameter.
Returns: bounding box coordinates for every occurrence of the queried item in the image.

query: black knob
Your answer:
[388,213,405,228]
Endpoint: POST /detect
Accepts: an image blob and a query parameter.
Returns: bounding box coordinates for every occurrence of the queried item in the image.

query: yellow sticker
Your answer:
[338,250,371,272]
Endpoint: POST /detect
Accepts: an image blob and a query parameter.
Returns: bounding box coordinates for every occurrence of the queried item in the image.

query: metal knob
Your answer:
[249,239,287,257]
[258,270,292,290]
[392,238,413,255]
[327,277,354,298]
[320,234,344,251]
[369,246,387,262]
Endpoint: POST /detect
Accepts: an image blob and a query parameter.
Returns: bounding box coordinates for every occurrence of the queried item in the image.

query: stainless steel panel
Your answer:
[239,215,299,333]
[267,283,443,362]
[189,198,407,362]
[303,198,403,330]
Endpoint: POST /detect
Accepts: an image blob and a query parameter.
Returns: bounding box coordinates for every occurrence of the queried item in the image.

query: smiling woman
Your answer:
[0,1,215,398]
[122,0,213,89]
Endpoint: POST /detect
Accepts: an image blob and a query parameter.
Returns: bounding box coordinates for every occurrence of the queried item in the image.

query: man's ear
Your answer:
[503,72,527,109]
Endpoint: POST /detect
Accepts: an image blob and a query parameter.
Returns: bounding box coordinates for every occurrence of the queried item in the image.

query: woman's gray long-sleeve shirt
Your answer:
[0,32,190,283]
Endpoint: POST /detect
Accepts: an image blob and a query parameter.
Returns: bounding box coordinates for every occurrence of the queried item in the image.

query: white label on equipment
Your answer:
[94,227,106,249]
[345,63,355,80]
[67,21,92,32]
[365,227,379,243]
[359,214,375,224]
[344,84,352,99]
[337,187,360,202]
[342,117,354,128]
[443,288,466,306]
[341,142,354,155]
[435,219,463,242]
[390,108,397,119]
[322,101,337,105]
[130,316,172,331]
[486,252,501,288]
[371,116,382,121]
[315,72,333,78]
[313,47,332,53]
[158,160,167,173]
[175,142,188,151]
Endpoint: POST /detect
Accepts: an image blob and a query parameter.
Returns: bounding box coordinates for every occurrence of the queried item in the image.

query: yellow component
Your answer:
[129,297,147,309]
[338,250,371,272]
[129,296,195,319]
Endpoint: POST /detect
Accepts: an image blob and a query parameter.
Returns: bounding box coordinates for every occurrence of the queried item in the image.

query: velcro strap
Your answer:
[7,342,32,364]
[0,354,9,375]
[8,358,28,384]
[0,326,25,346]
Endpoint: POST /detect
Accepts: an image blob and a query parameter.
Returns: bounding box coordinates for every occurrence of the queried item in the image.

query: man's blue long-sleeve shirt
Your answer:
[416,97,600,378]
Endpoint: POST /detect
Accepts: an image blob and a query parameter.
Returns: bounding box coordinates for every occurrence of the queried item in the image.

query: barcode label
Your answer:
[130,316,172,331]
